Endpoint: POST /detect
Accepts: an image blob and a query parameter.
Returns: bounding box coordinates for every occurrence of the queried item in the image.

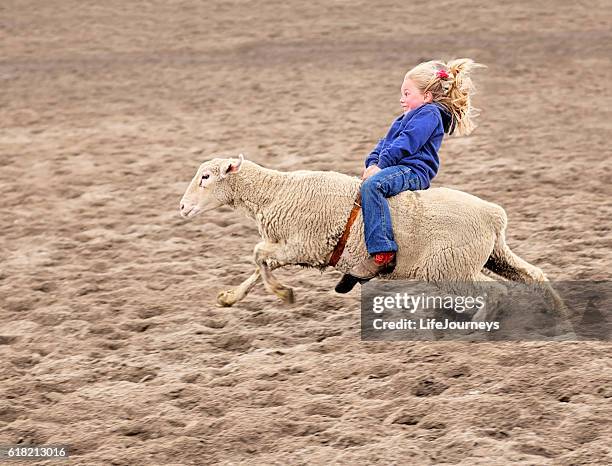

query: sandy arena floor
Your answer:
[1,1,611,464]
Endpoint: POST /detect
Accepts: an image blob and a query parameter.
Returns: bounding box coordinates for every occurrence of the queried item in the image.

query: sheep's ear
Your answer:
[220,153,244,178]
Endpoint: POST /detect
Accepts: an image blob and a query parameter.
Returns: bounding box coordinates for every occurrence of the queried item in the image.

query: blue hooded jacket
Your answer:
[364,102,454,189]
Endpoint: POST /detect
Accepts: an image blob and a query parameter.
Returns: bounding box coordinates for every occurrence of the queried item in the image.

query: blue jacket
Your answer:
[365,102,454,188]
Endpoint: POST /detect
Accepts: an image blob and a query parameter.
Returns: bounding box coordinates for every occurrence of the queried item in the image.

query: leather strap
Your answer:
[328,192,362,267]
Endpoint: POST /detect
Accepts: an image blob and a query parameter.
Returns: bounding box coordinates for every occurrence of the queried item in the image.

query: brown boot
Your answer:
[334,273,367,294]
[348,252,396,280]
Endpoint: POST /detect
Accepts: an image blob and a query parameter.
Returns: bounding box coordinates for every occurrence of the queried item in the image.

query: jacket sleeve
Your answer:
[364,138,384,168]
[377,109,438,169]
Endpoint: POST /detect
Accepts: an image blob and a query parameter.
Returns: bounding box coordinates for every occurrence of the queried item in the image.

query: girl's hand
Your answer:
[362,165,381,180]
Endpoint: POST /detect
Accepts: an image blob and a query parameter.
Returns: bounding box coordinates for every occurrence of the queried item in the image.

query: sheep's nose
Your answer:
[180,203,185,211]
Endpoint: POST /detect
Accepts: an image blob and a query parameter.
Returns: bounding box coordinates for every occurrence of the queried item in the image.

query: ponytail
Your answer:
[407,58,486,136]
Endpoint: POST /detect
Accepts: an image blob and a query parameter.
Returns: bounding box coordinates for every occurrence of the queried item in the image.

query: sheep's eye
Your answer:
[199,173,210,187]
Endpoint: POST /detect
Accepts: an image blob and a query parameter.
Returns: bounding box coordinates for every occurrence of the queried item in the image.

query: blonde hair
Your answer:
[406,58,485,136]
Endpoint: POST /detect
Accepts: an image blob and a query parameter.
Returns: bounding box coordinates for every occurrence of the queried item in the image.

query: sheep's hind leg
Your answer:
[217,269,261,307]
[469,273,509,322]
[254,242,296,304]
[485,235,568,318]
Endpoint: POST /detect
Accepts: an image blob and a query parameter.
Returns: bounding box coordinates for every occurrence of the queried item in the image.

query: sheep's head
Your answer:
[179,154,244,218]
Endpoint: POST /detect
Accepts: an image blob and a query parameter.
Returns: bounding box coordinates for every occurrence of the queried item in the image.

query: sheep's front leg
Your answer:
[217,268,261,307]
[254,242,296,304]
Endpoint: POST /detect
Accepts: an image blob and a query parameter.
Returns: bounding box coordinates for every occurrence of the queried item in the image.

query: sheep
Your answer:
[179,154,565,319]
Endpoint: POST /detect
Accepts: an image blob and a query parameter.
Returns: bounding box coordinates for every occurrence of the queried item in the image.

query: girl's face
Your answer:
[400,77,431,113]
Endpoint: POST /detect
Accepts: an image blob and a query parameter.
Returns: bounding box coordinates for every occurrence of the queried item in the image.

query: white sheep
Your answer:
[180,154,564,318]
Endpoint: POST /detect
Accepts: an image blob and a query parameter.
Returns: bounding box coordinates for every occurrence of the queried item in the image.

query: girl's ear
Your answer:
[424,90,433,103]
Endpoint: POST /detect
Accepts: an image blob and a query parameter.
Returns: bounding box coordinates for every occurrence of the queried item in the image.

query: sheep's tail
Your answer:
[485,232,568,318]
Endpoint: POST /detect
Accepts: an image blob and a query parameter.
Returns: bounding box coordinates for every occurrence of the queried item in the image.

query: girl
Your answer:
[339,58,484,288]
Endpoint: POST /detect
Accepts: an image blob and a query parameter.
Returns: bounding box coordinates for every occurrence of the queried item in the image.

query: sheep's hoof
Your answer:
[551,323,576,340]
[217,289,237,307]
[276,287,295,305]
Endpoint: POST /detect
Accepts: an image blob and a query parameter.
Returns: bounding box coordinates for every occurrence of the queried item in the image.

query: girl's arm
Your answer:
[365,138,385,168]
[376,109,438,169]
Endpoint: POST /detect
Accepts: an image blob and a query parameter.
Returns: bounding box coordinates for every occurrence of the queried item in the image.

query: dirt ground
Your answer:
[1,1,611,464]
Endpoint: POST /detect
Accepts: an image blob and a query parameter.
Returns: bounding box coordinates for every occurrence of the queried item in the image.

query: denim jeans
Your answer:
[361,165,424,254]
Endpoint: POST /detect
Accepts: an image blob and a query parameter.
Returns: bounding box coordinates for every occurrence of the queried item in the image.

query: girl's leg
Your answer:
[361,165,422,255]
[336,166,422,290]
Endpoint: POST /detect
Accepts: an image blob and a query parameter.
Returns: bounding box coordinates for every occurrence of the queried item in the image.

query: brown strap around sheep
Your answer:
[328,192,362,267]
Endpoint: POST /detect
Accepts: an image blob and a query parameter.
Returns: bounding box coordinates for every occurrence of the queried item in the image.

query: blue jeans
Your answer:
[361,166,424,254]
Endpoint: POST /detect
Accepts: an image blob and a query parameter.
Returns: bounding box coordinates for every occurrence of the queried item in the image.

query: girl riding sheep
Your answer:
[341,58,484,287]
